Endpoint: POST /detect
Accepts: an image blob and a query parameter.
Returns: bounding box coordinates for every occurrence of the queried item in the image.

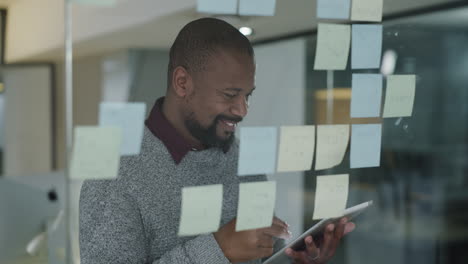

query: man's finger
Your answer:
[262,223,291,240]
[344,222,356,235]
[304,235,320,258]
[328,218,346,254]
[285,248,308,263]
[272,217,289,229]
[334,218,347,240]
[320,223,335,259]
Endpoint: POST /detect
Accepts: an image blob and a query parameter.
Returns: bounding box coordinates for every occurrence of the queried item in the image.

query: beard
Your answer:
[184,113,241,149]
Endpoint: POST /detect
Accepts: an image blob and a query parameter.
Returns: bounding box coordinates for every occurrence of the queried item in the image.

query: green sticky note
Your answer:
[383,75,416,118]
[236,181,276,231]
[178,185,223,236]
[70,126,122,180]
[351,0,383,22]
[313,174,349,220]
[314,23,351,70]
[277,126,315,172]
[315,125,349,171]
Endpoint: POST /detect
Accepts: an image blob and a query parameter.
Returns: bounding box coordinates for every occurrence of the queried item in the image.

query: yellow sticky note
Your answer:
[277,126,315,172]
[178,185,223,236]
[313,174,349,219]
[351,0,383,22]
[236,181,276,231]
[383,75,416,118]
[70,127,122,180]
[315,125,349,171]
[314,23,351,70]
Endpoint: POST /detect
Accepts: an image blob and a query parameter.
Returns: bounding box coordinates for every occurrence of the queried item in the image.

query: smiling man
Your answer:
[80,18,353,264]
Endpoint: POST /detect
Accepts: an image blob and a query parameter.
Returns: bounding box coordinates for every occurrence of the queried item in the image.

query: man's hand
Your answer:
[214,217,291,263]
[285,218,355,264]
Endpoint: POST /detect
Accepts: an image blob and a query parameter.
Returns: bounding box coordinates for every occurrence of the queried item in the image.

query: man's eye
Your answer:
[224,93,236,98]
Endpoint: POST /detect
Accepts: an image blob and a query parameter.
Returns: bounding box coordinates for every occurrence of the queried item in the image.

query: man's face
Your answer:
[184,49,255,149]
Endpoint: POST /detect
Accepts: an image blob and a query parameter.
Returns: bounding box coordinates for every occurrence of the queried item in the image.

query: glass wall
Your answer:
[2,1,468,264]
[303,6,468,264]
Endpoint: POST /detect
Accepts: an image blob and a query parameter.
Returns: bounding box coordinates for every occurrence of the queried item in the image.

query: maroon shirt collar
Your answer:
[146,97,229,164]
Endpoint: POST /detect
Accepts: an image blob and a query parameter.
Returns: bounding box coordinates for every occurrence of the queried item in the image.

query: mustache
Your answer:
[215,115,243,123]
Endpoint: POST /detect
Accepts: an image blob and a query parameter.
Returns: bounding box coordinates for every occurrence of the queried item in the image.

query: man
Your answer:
[80,18,355,264]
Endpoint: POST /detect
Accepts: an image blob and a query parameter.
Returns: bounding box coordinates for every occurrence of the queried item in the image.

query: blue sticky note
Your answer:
[197,0,237,15]
[238,127,278,176]
[99,102,147,156]
[317,0,351,20]
[239,0,276,16]
[351,124,382,168]
[351,74,383,118]
[352,24,383,69]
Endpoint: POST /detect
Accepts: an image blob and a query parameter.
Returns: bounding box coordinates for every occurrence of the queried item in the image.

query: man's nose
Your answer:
[230,97,248,118]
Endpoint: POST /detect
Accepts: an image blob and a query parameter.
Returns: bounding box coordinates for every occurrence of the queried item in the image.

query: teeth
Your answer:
[224,120,236,127]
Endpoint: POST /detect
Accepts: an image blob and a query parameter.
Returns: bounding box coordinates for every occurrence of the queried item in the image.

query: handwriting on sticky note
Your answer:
[99,102,147,156]
[70,126,122,180]
[197,0,237,15]
[350,124,382,169]
[239,0,276,16]
[238,127,278,176]
[178,184,223,236]
[351,74,383,118]
[351,0,383,22]
[314,23,351,70]
[351,24,383,69]
[277,126,315,172]
[313,174,349,219]
[317,0,351,20]
[236,181,276,231]
[315,125,349,171]
[383,75,416,118]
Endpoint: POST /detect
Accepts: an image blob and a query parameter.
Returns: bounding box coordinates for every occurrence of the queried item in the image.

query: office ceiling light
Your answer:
[239,27,254,36]
[381,50,398,76]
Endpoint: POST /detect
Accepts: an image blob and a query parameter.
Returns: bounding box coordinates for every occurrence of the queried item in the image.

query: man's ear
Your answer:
[171,66,194,98]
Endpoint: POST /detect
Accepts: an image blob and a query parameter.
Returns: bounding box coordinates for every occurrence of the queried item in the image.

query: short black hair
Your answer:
[167,17,254,88]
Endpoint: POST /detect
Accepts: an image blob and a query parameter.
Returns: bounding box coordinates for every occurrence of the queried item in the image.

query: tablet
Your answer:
[264,200,373,264]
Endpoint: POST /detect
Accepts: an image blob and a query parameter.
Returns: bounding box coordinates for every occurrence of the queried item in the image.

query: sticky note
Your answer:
[197,0,237,15]
[350,124,382,168]
[178,185,223,236]
[350,74,383,118]
[69,0,116,6]
[383,75,416,118]
[317,0,351,20]
[99,102,147,156]
[236,181,276,231]
[352,24,383,69]
[276,126,315,172]
[313,174,349,219]
[70,127,122,180]
[351,0,383,22]
[314,23,351,70]
[238,127,278,176]
[239,0,276,16]
[315,125,349,171]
